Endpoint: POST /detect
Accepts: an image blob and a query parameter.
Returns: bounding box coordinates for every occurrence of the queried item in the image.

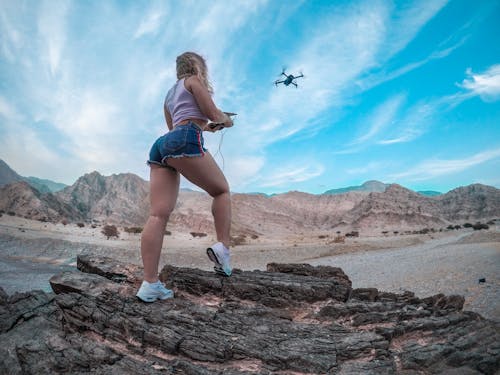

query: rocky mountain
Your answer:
[324,180,388,195]
[435,184,500,221]
[341,184,447,232]
[1,255,498,374]
[0,159,66,193]
[0,181,83,222]
[0,159,23,187]
[24,176,67,193]
[1,159,499,235]
[56,171,150,225]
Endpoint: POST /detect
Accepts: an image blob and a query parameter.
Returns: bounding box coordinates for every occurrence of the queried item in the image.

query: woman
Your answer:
[136,52,234,302]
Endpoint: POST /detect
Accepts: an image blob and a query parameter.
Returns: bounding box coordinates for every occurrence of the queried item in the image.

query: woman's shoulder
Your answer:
[184,75,203,86]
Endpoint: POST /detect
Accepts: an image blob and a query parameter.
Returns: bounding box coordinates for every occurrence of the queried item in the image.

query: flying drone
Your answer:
[274,69,304,88]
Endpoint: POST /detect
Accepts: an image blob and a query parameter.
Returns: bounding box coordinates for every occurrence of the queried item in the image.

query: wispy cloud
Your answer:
[358,35,468,91]
[37,0,70,76]
[1,0,495,193]
[458,64,500,102]
[258,163,325,188]
[351,94,405,145]
[0,96,21,121]
[232,1,449,150]
[377,63,500,145]
[390,148,500,181]
[378,100,436,145]
[133,3,165,39]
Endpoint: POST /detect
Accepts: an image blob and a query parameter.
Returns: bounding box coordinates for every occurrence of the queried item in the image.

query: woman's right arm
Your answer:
[164,105,173,131]
[186,76,233,127]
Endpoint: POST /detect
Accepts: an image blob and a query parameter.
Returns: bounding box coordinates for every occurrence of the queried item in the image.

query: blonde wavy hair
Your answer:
[176,52,213,93]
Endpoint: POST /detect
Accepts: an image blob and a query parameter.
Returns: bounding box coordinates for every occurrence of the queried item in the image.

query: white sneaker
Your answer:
[207,242,232,276]
[136,280,174,302]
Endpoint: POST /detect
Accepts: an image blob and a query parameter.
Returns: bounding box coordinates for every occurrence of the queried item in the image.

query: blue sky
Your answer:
[1,0,499,194]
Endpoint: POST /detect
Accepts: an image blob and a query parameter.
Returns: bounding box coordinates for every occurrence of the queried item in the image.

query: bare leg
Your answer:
[168,153,231,247]
[141,165,180,282]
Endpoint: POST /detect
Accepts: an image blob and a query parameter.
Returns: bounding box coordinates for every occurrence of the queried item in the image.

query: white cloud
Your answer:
[459,65,500,101]
[231,1,449,153]
[37,0,70,76]
[378,100,437,145]
[222,156,266,191]
[358,35,467,91]
[376,0,449,60]
[376,64,500,145]
[351,94,405,145]
[133,4,165,39]
[2,0,481,192]
[0,96,21,121]
[0,8,23,62]
[390,149,500,181]
[259,163,325,188]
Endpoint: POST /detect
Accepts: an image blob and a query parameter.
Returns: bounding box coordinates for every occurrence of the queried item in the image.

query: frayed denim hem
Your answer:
[160,152,205,163]
[146,151,206,172]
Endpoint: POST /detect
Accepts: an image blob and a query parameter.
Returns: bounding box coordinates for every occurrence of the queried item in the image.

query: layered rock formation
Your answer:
[1,255,498,374]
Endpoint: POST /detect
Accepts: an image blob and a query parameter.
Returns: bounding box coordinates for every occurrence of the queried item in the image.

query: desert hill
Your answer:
[56,171,150,225]
[324,179,388,194]
[1,160,499,235]
[0,181,83,222]
[0,159,23,187]
[0,159,66,193]
[435,184,500,221]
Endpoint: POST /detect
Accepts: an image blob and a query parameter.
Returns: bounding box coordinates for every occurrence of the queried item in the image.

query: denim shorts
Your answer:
[147,122,207,171]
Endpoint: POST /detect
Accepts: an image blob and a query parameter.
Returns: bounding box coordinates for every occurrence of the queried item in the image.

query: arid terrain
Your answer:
[1,215,498,322]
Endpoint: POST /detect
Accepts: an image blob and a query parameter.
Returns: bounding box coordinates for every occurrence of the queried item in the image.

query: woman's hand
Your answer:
[206,123,224,132]
[221,112,233,127]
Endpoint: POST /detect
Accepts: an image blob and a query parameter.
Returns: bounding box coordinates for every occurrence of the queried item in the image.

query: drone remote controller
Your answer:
[208,112,237,130]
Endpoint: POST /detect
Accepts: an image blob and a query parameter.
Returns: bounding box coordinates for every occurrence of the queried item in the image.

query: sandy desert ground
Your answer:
[0,215,498,321]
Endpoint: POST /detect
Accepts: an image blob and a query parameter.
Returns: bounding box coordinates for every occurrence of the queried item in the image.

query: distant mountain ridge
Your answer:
[0,160,499,235]
[417,190,442,197]
[324,180,389,194]
[0,159,67,193]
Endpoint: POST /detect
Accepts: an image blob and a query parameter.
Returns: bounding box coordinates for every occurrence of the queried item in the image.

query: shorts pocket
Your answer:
[161,127,188,154]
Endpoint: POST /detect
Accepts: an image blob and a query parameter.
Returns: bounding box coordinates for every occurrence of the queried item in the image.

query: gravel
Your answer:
[307,232,500,321]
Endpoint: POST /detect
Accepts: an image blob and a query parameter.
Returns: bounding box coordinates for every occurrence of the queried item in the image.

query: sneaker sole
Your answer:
[136,295,156,303]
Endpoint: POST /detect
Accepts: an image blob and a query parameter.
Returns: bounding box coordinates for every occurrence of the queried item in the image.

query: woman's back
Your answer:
[165,78,209,126]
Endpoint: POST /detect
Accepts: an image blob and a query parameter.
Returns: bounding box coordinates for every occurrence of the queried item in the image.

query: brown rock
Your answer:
[1,255,499,374]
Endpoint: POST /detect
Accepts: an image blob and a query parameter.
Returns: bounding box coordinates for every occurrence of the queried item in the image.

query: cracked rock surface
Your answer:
[0,254,498,374]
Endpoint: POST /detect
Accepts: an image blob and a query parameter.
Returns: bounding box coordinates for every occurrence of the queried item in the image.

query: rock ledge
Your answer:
[0,254,498,374]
